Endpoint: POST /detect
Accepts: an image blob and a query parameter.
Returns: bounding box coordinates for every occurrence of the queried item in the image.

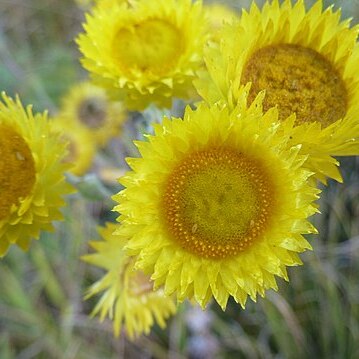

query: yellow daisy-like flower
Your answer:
[58,82,126,147]
[76,0,207,110]
[113,89,320,310]
[195,0,359,183]
[51,118,96,176]
[205,3,239,43]
[0,94,73,256]
[83,223,177,339]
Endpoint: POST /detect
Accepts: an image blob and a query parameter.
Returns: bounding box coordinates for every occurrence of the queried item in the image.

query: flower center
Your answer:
[78,97,107,129]
[0,125,36,220]
[112,19,182,74]
[162,148,275,259]
[242,44,347,127]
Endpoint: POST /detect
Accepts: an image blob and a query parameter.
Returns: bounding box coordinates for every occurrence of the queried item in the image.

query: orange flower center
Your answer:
[242,44,347,127]
[162,148,275,259]
[0,125,36,219]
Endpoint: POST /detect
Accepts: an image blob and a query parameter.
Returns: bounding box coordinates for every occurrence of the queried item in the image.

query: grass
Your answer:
[0,0,358,358]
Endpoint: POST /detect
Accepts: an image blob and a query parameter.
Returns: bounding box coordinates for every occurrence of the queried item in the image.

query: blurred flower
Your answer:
[0,94,73,256]
[205,3,239,43]
[57,82,126,147]
[82,223,176,339]
[113,89,320,310]
[76,0,207,110]
[51,117,96,176]
[195,0,359,183]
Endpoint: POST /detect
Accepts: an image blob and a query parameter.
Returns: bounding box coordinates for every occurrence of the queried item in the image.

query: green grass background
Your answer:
[0,0,358,358]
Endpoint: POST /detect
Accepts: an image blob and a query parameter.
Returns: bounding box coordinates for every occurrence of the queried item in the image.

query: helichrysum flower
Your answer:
[51,117,96,176]
[113,89,320,310]
[0,94,73,256]
[58,82,126,147]
[83,223,176,339]
[76,0,207,110]
[195,0,359,183]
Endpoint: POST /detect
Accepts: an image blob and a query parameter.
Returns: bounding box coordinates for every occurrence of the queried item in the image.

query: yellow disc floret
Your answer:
[163,148,275,259]
[0,126,36,220]
[242,44,347,127]
[112,19,182,75]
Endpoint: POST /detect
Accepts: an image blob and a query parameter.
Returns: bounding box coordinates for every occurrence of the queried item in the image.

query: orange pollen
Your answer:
[242,44,347,127]
[0,125,36,220]
[162,148,275,259]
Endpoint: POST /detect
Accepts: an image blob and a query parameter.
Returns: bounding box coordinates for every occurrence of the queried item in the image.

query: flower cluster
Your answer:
[77,0,359,339]
[2,0,358,342]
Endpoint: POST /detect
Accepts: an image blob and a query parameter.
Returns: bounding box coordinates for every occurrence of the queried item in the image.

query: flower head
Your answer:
[0,94,73,256]
[113,89,319,310]
[58,82,126,147]
[83,223,176,339]
[195,0,359,183]
[77,0,207,110]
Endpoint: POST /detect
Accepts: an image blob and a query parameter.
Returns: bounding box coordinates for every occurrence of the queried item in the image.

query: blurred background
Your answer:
[0,0,358,358]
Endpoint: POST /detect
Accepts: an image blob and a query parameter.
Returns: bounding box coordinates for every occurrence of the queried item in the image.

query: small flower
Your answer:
[57,82,126,147]
[76,0,207,110]
[0,94,73,256]
[113,89,320,310]
[195,0,359,183]
[83,223,176,339]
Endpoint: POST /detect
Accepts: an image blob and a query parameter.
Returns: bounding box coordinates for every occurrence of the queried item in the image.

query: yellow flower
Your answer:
[76,0,207,110]
[0,94,73,256]
[195,0,359,183]
[58,82,126,147]
[205,3,239,43]
[51,118,96,176]
[83,223,177,339]
[113,89,319,310]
